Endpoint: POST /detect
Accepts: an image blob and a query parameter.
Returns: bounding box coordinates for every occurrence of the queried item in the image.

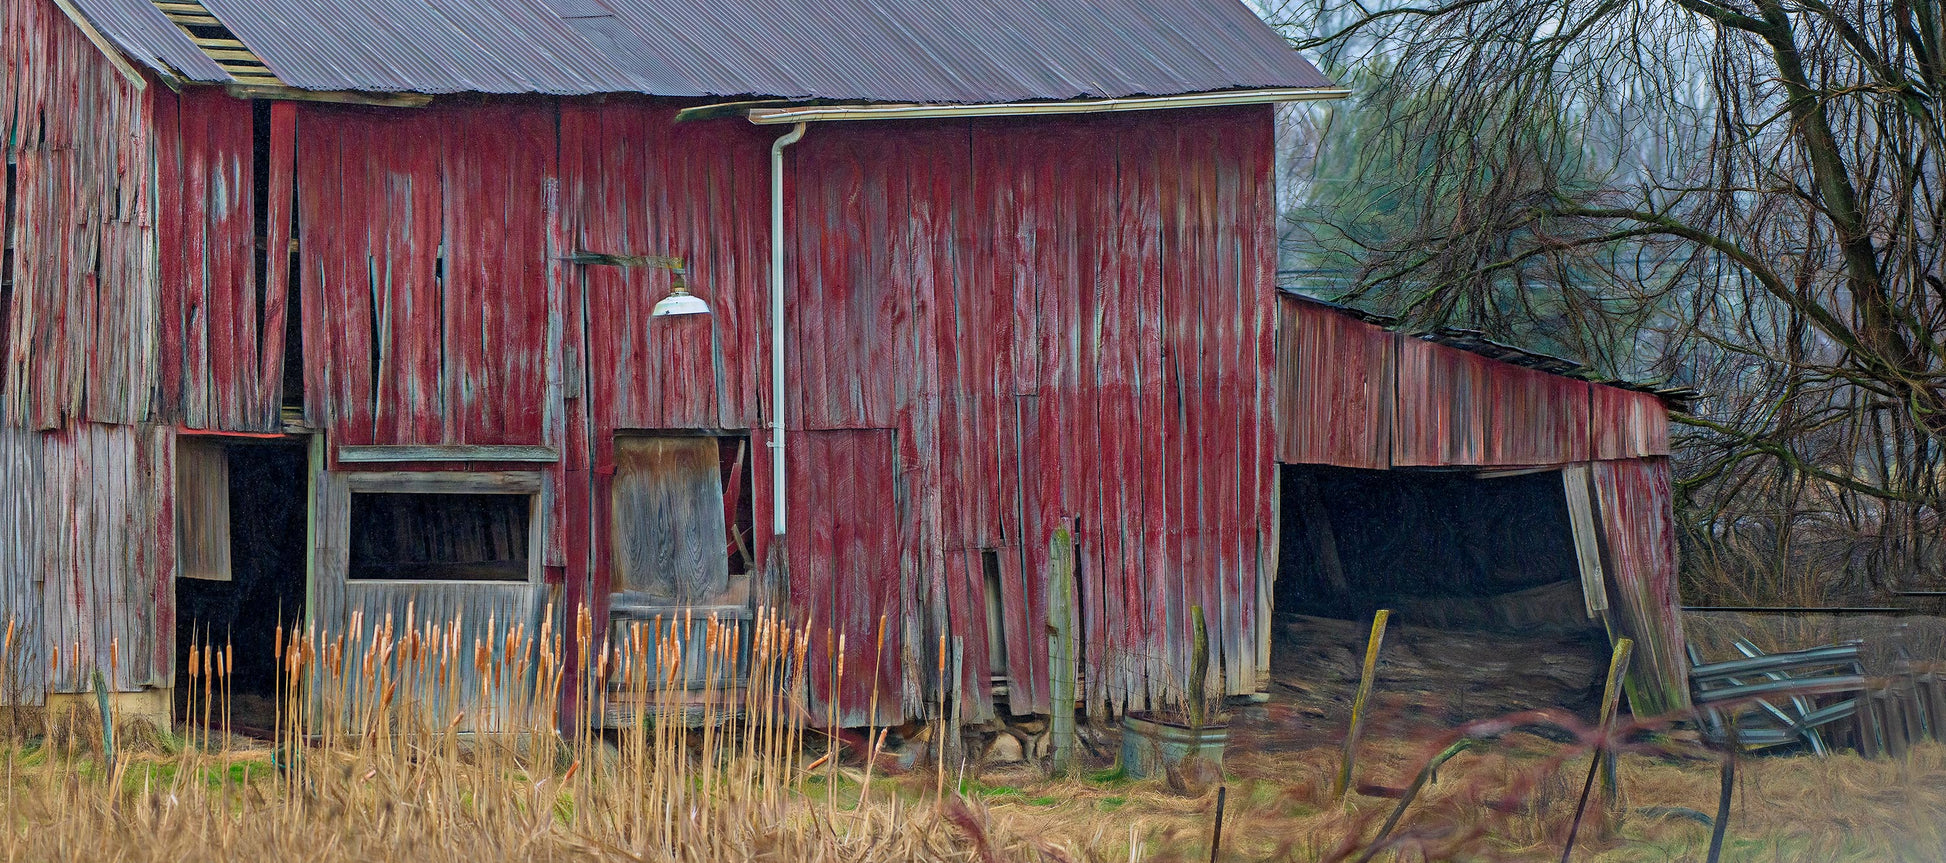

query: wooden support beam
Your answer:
[224,84,432,108]
[337,444,556,463]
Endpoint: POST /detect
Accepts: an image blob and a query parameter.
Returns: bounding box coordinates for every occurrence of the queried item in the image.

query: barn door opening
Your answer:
[605,433,754,723]
[173,436,309,734]
[1271,463,1609,721]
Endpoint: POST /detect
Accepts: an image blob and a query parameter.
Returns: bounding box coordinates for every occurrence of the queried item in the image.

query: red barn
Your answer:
[0,0,1687,728]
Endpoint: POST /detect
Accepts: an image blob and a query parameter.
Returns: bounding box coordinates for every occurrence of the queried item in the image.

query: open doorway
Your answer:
[174,437,309,735]
[1272,463,1609,724]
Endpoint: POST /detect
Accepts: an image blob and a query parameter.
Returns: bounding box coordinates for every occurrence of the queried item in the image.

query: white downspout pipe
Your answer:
[770,122,808,538]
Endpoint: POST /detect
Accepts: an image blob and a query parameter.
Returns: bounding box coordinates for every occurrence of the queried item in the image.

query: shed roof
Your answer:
[67,0,1334,101]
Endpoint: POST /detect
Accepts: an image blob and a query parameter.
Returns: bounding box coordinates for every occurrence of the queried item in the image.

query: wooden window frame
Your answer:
[340,471,545,586]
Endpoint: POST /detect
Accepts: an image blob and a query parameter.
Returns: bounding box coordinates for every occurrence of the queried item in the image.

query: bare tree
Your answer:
[1272,0,1946,602]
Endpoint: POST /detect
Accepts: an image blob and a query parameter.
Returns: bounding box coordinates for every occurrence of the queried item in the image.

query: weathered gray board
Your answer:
[0,428,45,704]
[311,468,549,729]
[610,435,729,603]
[40,424,174,692]
[174,437,232,581]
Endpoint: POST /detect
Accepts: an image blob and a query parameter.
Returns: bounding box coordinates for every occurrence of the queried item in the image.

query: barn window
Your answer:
[2,156,15,369]
[610,433,754,608]
[348,492,532,582]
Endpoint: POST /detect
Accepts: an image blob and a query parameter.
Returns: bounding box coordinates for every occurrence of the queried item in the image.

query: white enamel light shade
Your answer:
[651,281,710,317]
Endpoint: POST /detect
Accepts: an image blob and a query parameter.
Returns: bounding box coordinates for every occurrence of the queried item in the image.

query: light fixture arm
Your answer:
[769,123,807,539]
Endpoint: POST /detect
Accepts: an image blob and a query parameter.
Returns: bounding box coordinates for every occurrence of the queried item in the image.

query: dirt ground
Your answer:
[933,720,1946,862]
[904,614,1946,861]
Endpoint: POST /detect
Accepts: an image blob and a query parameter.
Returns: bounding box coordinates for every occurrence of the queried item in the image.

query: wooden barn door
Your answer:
[604,434,754,724]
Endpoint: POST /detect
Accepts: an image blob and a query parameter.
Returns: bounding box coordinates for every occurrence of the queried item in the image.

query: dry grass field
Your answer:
[0,611,1941,862]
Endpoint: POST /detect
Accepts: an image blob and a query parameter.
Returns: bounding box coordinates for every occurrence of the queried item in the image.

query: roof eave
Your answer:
[735,86,1352,125]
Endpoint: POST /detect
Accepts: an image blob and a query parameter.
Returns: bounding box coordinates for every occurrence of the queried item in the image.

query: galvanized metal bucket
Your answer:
[1120,711,1228,780]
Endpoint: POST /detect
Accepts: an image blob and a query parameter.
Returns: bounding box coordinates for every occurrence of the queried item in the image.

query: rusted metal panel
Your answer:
[1392,334,1594,467]
[293,102,553,452]
[39,422,174,692]
[1275,295,1395,469]
[1,0,159,430]
[1591,457,1690,715]
[110,0,1331,101]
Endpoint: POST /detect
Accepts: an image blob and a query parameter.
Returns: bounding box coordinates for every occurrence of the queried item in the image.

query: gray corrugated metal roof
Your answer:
[67,0,1332,100]
[67,0,231,83]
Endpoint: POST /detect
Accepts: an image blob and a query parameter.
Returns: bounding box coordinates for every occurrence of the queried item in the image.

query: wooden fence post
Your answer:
[1047,526,1077,776]
[1336,609,1390,800]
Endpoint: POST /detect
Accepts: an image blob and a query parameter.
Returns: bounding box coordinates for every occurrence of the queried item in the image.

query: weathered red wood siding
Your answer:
[294,102,553,451]
[1589,383,1668,460]
[1276,294,1669,468]
[781,109,1279,720]
[1392,335,1594,466]
[164,97,1269,724]
[1276,298,1393,469]
[1,0,178,697]
[1592,457,1689,714]
[155,89,292,432]
[0,0,158,431]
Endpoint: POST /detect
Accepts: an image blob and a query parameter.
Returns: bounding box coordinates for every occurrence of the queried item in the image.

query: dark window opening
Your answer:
[349,492,531,582]
[720,436,755,577]
[174,439,308,729]
[611,432,752,607]
[981,549,1008,678]
[252,102,305,411]
[251,100,270,333]
[1275,464,1591,631]
[2,158,16,378]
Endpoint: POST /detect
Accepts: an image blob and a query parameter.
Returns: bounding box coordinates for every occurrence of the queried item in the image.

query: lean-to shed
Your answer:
[0,0,1687,727]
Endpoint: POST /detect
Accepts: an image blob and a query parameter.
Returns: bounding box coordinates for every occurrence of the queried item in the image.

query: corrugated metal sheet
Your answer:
[91,0,1331,100]
[2,0,160,430]
[1592,457,1689,715]
[65,0,230,83]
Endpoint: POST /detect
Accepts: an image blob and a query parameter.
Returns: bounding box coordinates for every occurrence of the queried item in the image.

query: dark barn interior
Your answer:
[1277,464,1590,626]
[1272,464,1610,722]
[173,440,308,728]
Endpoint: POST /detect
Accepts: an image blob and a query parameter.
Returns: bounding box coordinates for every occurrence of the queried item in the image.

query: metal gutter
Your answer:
[744,87,1352,124]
